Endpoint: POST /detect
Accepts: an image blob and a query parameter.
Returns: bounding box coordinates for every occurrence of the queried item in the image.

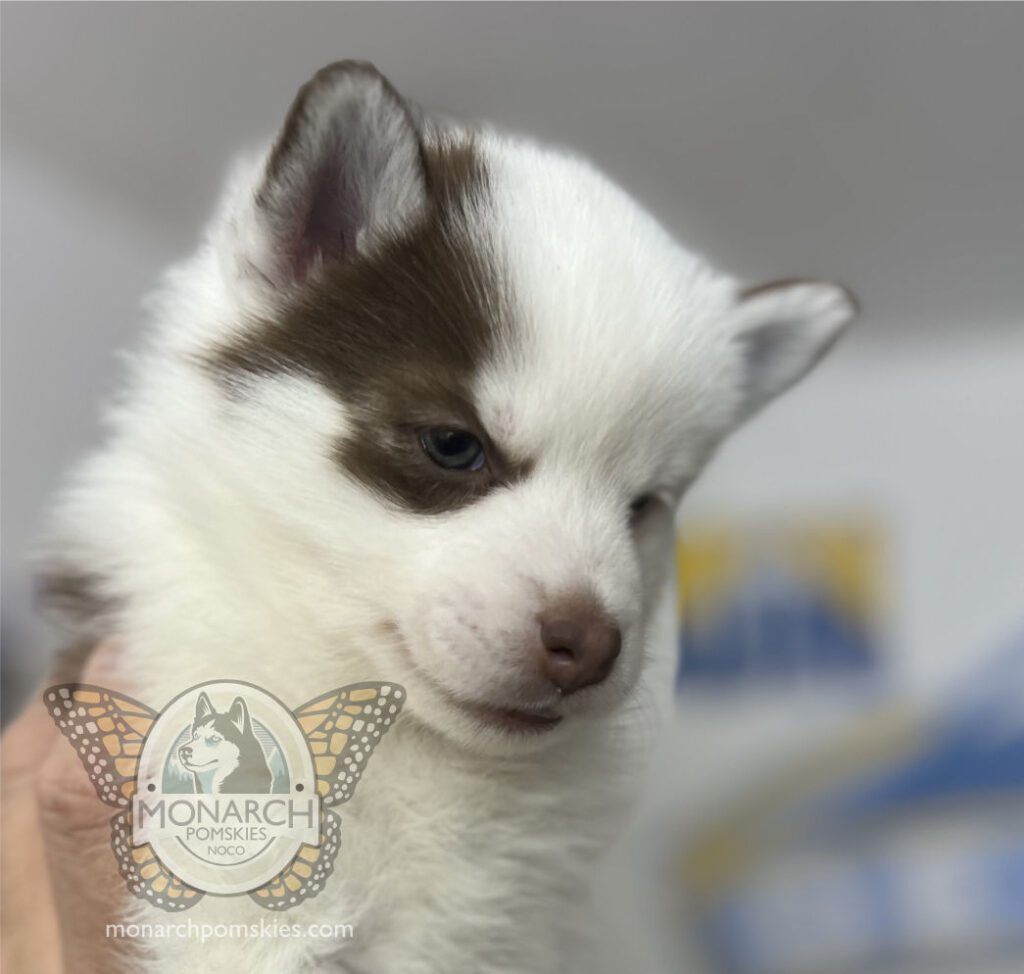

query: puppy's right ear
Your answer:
[728,279,857,421]
[224,61,427,295]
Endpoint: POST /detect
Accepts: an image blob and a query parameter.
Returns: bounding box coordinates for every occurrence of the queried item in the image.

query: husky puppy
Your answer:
[40,62,855,973]
[177,692,273,794]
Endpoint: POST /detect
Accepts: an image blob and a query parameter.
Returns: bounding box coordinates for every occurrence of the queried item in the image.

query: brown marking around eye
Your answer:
[209,137,532,514]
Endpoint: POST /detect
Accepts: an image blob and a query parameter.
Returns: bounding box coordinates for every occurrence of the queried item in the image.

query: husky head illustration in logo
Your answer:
[178,692,273,794]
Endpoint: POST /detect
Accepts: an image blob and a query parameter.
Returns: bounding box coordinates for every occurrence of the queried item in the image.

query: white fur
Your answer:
[43,107,853,972]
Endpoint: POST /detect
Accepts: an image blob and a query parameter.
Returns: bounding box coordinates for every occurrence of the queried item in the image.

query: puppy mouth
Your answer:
[456,699,562,734]
[387,625,563,734]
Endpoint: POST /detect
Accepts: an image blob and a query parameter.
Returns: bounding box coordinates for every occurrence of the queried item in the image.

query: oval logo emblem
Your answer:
[134,681,318,895]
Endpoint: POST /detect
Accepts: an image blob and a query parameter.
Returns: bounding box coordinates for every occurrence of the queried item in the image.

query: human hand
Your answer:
[1,644,135,974]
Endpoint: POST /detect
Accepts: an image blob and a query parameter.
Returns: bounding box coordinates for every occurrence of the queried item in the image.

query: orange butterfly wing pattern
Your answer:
[43,684,206,911]
[293,682,405,807]
[111,811,203,912]
[43,684,156,808]
[249,807,342,911]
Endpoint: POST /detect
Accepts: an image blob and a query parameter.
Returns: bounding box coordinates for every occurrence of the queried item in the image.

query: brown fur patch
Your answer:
[36,567,114,632]
[35,569,118,682]
[211,138,532,514]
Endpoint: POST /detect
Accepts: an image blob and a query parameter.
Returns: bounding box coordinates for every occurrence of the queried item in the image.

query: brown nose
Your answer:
[538,606,621,694]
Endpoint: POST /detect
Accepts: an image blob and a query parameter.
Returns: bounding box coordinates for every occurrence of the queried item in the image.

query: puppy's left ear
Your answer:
[222,60,427,297]
[729,279,858,419]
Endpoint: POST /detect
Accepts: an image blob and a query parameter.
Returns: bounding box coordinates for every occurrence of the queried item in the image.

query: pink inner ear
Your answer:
[251,61,427,289]
[271,156,366,283]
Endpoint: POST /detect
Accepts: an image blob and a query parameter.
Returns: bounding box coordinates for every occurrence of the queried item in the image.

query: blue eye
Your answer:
[419,428,486,471]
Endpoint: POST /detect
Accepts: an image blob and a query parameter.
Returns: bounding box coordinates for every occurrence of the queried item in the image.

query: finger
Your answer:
[0,690,64,974]
[37,641,137,972]
[1,685,61,788]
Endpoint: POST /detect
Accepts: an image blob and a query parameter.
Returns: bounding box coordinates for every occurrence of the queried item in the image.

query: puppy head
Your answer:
[201,62,855,750]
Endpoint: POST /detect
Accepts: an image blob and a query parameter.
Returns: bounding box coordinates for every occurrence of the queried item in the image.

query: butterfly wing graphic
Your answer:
[43,684,156,808]
[43,684,205,911]
[111,810,203,912]
[292,682,405,807]
[249,807,342,910]
[248,682,404,910]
